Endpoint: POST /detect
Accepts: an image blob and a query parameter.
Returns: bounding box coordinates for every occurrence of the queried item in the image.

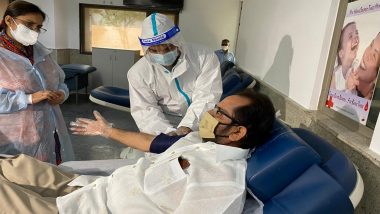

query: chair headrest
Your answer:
[220,61,235,76]
[246,120,321,202]
[222,71,241,93]
[228,67,245,75]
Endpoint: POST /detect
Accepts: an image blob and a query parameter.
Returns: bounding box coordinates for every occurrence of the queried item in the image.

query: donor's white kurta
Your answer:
[57,132,250,214]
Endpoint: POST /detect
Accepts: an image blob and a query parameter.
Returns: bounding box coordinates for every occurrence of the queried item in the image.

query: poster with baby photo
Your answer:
[326,0,380,125]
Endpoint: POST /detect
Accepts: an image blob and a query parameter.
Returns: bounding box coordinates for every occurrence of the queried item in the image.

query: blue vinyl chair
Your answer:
[89,86,131,112]
[220,60,235,76]
[61,64,96,104]
[221,67,256,100]
[243,120,363,213]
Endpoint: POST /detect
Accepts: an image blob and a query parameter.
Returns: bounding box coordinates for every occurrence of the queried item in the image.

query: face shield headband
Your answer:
[139,26,180,47]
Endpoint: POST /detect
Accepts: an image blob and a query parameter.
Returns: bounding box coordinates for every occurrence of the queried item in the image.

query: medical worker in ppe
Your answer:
[0,1,74,164]
[128,13,223,136]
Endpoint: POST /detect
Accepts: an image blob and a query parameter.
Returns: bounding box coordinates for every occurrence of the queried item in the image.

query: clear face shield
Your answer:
[139,26,185,66]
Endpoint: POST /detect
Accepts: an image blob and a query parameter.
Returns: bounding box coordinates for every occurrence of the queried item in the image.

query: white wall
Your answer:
[26,0,55,48]
[25,0,69,49]
[53,0,69,48]
[66,0,80,49]
[179,0,241,51]
[236,0,340,110]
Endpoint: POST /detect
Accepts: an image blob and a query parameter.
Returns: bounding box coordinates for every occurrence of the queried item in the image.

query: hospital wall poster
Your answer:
[326,0,380,125]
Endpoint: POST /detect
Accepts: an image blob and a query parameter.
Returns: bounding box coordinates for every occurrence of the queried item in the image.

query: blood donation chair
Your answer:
[61,64,96,104]
[89,86,131,112]
[220,60,235,76]
[243,120,363,213]
[60,119,363,213]
[221,67,256,100]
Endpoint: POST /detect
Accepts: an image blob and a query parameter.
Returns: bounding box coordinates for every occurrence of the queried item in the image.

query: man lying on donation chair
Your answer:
[0,89,275,214]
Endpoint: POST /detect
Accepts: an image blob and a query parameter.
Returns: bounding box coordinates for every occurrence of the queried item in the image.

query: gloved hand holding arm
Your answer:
[167,126,192,136]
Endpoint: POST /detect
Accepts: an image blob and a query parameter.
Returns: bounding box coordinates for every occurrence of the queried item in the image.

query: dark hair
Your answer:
[337,22,356,65]
[233,89,275,149]
[221,39,229,46]
[0,1,46,31]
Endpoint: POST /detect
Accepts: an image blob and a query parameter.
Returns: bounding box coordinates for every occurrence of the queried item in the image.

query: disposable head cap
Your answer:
[139,13,185,55]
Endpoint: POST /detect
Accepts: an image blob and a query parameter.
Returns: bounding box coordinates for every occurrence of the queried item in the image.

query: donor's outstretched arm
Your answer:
[70,111,155,152]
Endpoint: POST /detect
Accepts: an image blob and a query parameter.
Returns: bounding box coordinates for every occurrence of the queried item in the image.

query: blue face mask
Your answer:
[149,49,178,66]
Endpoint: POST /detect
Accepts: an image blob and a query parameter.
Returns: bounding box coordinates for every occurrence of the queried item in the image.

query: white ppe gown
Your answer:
[128,43,223,135]
[0,42,74,163]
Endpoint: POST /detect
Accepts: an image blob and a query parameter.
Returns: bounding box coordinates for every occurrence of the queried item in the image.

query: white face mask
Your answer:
[10,19,39,46]
[149,49,178,66]
[222,45,229,51]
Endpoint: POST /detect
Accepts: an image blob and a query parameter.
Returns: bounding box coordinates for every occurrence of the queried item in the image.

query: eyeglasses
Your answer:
[13,17,47,34]
[212,105,241,125]
[147,44,176,54]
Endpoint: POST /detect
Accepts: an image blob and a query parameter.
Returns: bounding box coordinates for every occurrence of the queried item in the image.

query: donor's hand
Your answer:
[70,111,113,138]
